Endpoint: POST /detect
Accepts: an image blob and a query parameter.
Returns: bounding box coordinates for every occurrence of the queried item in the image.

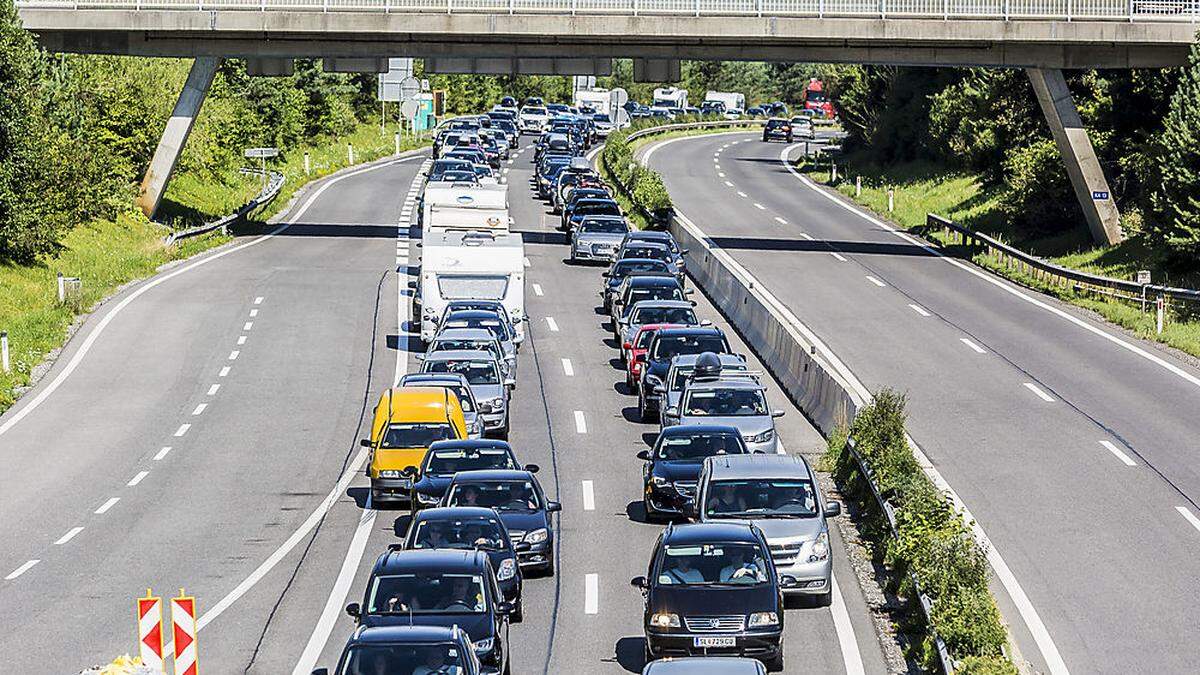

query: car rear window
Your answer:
[653,334,728,359]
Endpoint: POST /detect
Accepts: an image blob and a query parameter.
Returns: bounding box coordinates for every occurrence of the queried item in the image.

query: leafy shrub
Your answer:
[1000,139,1079,236]
[956,655,1020,675]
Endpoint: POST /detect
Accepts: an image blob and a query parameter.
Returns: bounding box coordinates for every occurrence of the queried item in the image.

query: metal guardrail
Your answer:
[845,437,956,674]
[15,0,1200,21]
[927,213,1200,317]
[165,168,284,244]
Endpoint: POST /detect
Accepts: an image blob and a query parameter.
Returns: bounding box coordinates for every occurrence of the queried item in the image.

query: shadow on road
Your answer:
[708,235,935,259]
[613,636,648,673]
[233,222,403,239]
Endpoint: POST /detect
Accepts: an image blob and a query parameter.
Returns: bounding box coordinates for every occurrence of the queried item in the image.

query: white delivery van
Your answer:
[705,91,745,114]
[419,183,512,235]
[417,231,526,343]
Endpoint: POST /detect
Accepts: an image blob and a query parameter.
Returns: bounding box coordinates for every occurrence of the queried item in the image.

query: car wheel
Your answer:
[512,599,524,624]
[543,555,556,578]
[638,394,653,422]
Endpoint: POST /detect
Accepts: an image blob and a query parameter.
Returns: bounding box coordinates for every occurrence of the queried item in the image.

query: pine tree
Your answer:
[1150,38,1200,263]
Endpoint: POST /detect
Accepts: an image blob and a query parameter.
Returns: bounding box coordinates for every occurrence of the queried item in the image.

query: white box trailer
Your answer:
[704,91,745,113]
[417,231,526,342]
[652,87,688,109]
[420,182,512,235]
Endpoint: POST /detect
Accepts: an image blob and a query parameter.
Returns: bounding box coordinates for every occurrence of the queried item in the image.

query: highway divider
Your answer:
[614,120,1017,674]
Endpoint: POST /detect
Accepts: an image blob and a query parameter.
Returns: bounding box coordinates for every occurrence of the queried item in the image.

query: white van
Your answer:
[420,183,512,235]
[417,231,526,342]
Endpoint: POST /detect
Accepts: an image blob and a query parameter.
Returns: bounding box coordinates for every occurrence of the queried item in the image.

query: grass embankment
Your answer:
[0,122,430,415]
[800,154,1200,359]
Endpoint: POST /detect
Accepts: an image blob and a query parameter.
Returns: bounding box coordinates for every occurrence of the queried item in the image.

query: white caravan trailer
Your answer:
[417,231,526,342]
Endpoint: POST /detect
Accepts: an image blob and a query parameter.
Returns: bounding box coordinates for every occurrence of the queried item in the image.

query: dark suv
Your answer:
[639,425,749,521]
[317,625,481,675]
[346,549,512,673]
[761,118,793,143]
[639,327,734,421]
[440,470,561,575]
[631,522,785,670]
[411,439,533,508]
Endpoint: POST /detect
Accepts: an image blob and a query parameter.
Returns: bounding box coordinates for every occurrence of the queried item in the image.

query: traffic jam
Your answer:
[320,95,843,675]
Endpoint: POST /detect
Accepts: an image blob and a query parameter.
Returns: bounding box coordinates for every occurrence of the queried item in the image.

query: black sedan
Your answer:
[439,470,561,576]
[639,327,733,421]
[562,197,622,233]
[410,439,535,509]
[631,522,785,671]
[639,425,749,521]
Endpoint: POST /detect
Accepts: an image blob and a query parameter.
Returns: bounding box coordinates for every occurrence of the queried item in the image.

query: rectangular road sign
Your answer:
[243,147,279,159]
[1092,190,1110,200]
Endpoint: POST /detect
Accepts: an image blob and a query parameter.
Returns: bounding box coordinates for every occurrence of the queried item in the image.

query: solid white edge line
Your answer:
[581,480,595,511]
[830,575,866,675]
[561,358,574,377]
[584,573,599,615]
[1023,382,1056,402]
[127,471,149,487]
[291,508,379,675]
[54,527,84,545]
[1099,440,1137,466]
[641,132,1067,675]
[1176,506,1200,533]
[94,497,120,515]
[960,338,987,354]
[5,560,39,580]
[574,410,587,434]
[0,154,425,441]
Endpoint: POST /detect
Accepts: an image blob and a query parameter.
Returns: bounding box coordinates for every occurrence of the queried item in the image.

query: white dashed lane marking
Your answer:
[5,560,39,580]
[960,338,987,354]
[1100,440,1137,466]
[94,497,120,515]
[561,359,574,376]
[582,480,595,511]
[127,471,149,487]
[1023,382,1056,402]
[207,384,220,396]
[54,527,83,545]
[533,284,544,297]
[219,366,231,377]
[865,276,887,288]
[546,317,559,332]
[154,447,172,461]
[574,411,587,434]
[174,424,191,437]
[909,304,932,317]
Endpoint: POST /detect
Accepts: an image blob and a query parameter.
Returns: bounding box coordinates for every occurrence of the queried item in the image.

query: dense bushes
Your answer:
[601,126,673,220]
[828,390,1012,672]
[1150,40,1200,263]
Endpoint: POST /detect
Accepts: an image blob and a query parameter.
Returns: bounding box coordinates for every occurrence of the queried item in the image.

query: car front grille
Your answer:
[507,530,525,544]
[770,541,803,565]
[684,615,745,633]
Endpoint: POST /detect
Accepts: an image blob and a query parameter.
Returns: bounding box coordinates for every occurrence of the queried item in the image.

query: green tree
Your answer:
[1150,40,1200,263]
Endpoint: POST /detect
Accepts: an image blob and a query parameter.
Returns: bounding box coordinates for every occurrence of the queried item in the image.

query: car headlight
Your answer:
[650,475,672,488]
[650,612,680,628]
[645,374,663,388]
[748,611,779,628]
[472,637,494,654]
[809,531,830,562]
[480,397,504,413]
[745,429,775,444]
[416,491,439,505]
[524,528,549,544]
[497,557,517,581]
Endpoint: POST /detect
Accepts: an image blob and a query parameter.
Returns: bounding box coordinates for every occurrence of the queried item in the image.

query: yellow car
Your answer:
[363,387,468,504]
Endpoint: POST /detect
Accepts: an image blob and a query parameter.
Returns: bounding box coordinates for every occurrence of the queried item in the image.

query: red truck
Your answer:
[802,78,836,119]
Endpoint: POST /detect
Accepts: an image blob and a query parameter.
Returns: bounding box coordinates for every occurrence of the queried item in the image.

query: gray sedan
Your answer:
[570,216,630,263]
[420,349,512,439]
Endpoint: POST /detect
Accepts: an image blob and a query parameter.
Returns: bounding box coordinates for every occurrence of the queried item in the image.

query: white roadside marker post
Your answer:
[1,331,8,373]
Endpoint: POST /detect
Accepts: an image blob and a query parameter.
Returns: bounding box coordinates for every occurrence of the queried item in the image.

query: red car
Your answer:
[624,323,682,391]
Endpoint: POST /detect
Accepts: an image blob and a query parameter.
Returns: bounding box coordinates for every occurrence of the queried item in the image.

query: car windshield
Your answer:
[338,643,466,675]
[426,447,517,475]
[634,306,696,326]
[656,432,747,460]
[411,516,508,552]
[440,170,478,183]
[634,327,666,349]
[575,202,620,217]
[383,423,456,449]
[613,261,669,279]
[657,543,769,586]
[429,160,472,180]
[581,220,628,234]
[621,246,671,261]
[632,236,679,253]
[424,360,499,386]
[593,113,611,122]
[431,339,500,360]
[628,287,683,306]
[684,389,768,417]
[705,479,818,519]
[366,573,487,615]
[446,481,540,512]
[524,107,548,116]
[652,334,727,359]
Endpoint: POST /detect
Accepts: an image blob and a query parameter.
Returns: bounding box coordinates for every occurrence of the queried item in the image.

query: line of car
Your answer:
[526,112,846,673]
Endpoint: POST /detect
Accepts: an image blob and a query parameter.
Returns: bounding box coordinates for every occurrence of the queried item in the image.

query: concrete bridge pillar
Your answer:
[1026,68,1123,246]
[137,57,220,219]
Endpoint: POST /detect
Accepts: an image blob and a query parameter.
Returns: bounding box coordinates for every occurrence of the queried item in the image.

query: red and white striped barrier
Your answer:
[171,589,199,675]
[136,589,164,672]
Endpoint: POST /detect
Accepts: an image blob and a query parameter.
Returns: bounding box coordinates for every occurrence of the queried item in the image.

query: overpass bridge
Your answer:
[17,0,1197,240]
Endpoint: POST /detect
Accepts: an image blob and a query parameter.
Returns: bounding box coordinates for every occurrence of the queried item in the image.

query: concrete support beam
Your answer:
[246,57,294,76]
[1027,68,1123,246]
[633,58,680,82]
[322,58,388,73]
[423,57,610,75]
[137,57,219,219]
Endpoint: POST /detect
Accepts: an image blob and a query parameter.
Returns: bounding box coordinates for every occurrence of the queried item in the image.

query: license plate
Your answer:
[694,636,736,648]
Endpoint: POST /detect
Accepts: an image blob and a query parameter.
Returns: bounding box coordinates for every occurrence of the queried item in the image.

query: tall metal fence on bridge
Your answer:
[15,0,1200,21]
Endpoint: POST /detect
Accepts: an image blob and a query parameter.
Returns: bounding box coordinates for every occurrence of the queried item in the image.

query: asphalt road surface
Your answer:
[646,130,1200,675]
[0,144,888,674]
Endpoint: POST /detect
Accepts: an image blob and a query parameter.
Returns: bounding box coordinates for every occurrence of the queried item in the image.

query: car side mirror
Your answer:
[681,249,689,255]
[401,466,417,478]
[636,450,651,461]
[682,501,698,520]
[345,602,360,618]
[513,334,526,345]
[360,439,373,448]
[312,669,329,675]
[700,319,712,326]
[685,288,694,295]
[771,409,786,418]
[601,272,611,278]
[497,601,514,615]
[690,301,698,307]
[630,576,648,590]
[824,501,843,518]
[664,406,679,418]
[547,501,562,513]
[622,342,632,350]
[635,354,647,363]
[415,354,425,361]
[524,463,540,473]
[514,541,531,553]
[505,378,516,389]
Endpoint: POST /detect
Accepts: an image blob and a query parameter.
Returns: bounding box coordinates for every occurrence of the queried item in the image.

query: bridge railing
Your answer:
[16,0,1200,20]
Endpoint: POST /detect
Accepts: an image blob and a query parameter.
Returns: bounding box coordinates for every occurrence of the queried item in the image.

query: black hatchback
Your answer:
[411,439,535,509]
[440,470,561,575]
[631,522,785,671]
[347,548,512,673]
[761,118,793,143]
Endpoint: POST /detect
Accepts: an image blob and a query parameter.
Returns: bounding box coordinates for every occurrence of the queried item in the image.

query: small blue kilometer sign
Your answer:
[1092,190,1110,200]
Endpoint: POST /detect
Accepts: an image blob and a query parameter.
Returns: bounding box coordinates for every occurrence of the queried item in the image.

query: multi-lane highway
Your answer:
[645,130,1200,674]
[0,140,889,673]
